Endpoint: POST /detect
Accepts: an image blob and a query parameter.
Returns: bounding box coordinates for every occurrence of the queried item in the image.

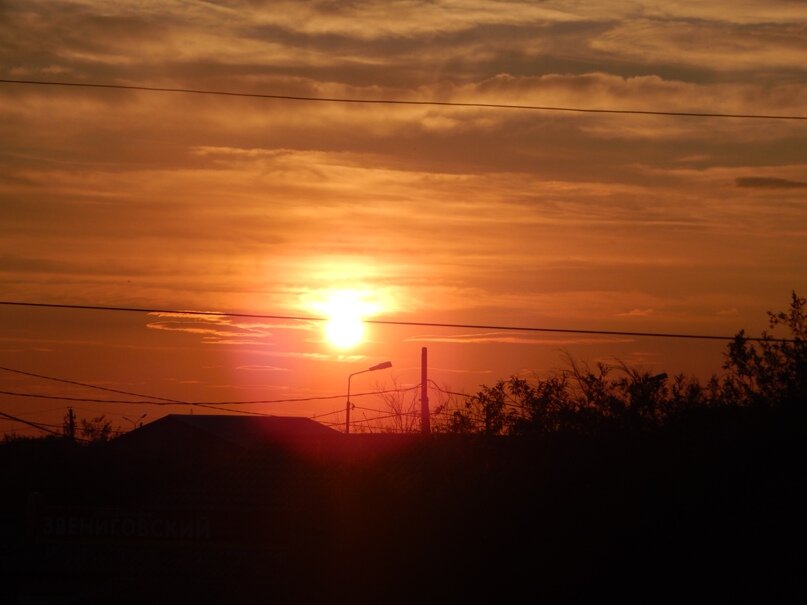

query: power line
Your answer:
[0,367,417,430]
[0,300,310,322]
[188,387,418,406]
[0,363,418,406]
[5,418,63,429]
[0,410,62,436]
[1,78,804,121]
[0,365,181,403]
[17,406,71,416]
[191,404,275,417]
[310,408,344,420]
[0,387,419,406]
[352,404,420,416]
[0,391,282,418]
[353,409,420,424]
[0,410,94,442]
[1,424,55,435]
[0,389,176,405]
[0,300,793,343]
[428,381,473,399]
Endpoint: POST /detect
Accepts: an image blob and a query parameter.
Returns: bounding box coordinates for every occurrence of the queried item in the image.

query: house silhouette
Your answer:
[112,413,343,457]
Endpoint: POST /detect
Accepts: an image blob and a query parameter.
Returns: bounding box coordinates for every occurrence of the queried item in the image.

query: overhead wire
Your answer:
[428,381,473,399]
[351,408,421,426]
[15,405,71,416]
[0,78,804,121]
[1,424,53,435]
[0,410,63,436]
[352,404,419,416]
[0,389,180,405]
[0,364,419,424]
[0,386,421,407]
[0,364,182,403]
[0,300,790,343]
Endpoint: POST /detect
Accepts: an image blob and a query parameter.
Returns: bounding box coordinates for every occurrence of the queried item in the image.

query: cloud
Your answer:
[148,312,230,322]
[616,308,654,318]
[736,177,807,189]
[149,312,314,332]
[253,350,365,363]
[236,365,291,372]
[240,1,581,39]
[145,322,259,340]
[432,367,494,374]
[144,313,321,347]
[0,254,77,274]
[145,313,274,344]
[590,19,807,72]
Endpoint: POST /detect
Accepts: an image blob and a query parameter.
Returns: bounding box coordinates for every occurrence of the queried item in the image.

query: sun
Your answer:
[316,290,379,350]
[325,313,364,349]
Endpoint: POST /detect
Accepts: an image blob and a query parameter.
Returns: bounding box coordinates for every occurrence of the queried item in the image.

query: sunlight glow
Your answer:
[309,289,382,350]
[325,313,365,349]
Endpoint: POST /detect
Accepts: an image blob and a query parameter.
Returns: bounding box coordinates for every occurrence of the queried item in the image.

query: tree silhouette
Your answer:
[372,377,420,433]
[435,292,806,435]
[79,414,113,442]
[724,291,806,409]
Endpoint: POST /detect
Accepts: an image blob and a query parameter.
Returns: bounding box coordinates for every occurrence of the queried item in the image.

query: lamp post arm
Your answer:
[346,373,352,434]
[346,369,368,435]
[344,362,392,435]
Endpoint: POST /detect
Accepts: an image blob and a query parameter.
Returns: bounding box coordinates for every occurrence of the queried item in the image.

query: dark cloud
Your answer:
[0,254,72,273]
[736,177,807,189]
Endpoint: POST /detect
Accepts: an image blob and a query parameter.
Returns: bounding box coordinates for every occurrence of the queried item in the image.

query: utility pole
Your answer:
[65,407,75,441]
[421,347,430,434]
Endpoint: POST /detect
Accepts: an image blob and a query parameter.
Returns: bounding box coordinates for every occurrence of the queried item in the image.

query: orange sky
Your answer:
[1,0,805,436]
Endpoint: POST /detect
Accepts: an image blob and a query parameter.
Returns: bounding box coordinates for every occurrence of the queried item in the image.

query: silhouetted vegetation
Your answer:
[724,290,807,409]
[433,292,806,436]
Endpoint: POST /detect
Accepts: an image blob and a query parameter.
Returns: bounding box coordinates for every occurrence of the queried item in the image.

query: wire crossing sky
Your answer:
[2,78,805,120]
[0,300,793,342]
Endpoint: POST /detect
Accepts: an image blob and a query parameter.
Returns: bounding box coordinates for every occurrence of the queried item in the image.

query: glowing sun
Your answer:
[325,313,364,349]
[318,290,378,349]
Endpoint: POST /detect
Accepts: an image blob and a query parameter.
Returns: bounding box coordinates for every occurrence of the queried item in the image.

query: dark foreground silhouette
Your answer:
[1,406,804,604]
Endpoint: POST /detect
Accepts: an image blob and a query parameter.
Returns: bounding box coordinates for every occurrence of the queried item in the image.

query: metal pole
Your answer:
[421,347,430,434]
[346,374,353,434]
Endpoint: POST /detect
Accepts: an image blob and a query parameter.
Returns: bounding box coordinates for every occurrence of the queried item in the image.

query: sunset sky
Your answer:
[1,0,805,435]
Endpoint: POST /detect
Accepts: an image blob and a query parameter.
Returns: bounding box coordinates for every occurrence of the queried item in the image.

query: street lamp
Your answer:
[123,413,147,431]
[346,361,392,434]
